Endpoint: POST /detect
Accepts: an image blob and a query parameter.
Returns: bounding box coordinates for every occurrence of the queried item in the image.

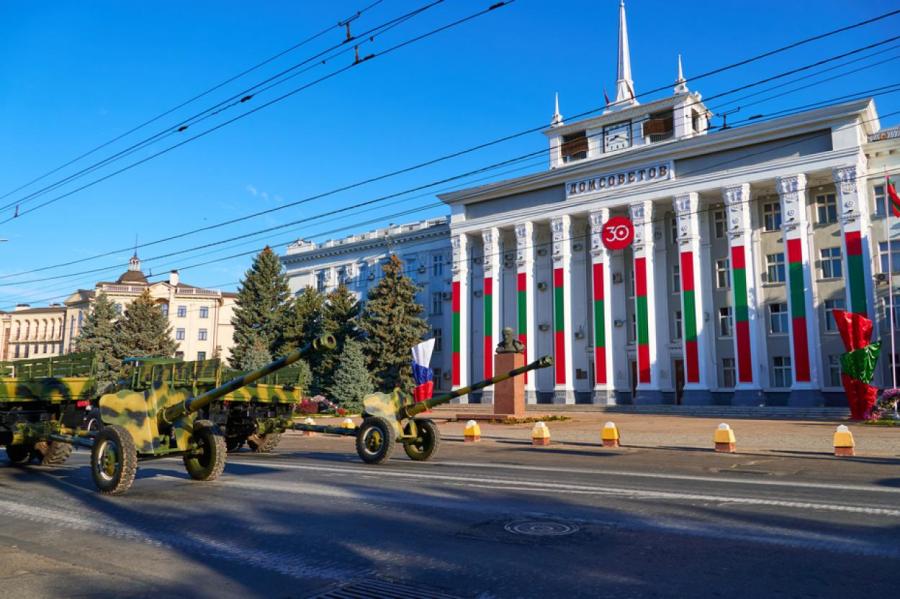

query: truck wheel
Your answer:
[247,432,282,453]
[183,420,226,482]
[225,436,246,453]
[356,417,396,464]
[403,419,441,462]
[91,425,137,495]
[38,441,73,467]
[5,444,32,465]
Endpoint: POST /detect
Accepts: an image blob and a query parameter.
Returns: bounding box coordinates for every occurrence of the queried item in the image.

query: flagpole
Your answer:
[884,170,897,389]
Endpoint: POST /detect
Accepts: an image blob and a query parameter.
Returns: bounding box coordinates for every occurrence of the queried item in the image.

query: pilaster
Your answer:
[833,164,875,319]
[481,228,501,403]
[450,234,470,401]
[551,215,575,404]
[515,222,538,404]
[629,200,664,404]
[589,209,616,404]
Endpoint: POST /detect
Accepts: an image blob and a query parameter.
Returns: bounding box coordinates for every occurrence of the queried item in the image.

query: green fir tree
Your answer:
[277,286,325,353]
[230,247,292,368]
[295,359,312,398]
[359,254,429,392]
[318,283,361,392]
[240,334,272,370]
[327,340,373,412]
[115,289,177,358]
[73,292,121,392]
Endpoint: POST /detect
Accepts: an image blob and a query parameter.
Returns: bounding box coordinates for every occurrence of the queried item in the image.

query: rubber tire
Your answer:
[247,432,282,453]
[403,419,441,462]
[183,420,226,482]
[225,436,246,453]
[40,441,73,467]
[355,417,396,465]
[5,444,32,465]
[91,425,138,495]
[85,408,103,433]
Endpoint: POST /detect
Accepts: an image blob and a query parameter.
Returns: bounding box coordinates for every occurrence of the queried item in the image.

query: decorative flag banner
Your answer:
[592,262,607,385]
[731,245,753,383]
[679,251,699,383]
[483,277,494,379]
[517,272,529,382]
[786,238,810,382]
[887,177,900,217]
[411,338,436,403]
[451,281,461,386]
[833,309,881,420]
[634,256,651,384]
[553,267,566,385]
[844,230,867,315]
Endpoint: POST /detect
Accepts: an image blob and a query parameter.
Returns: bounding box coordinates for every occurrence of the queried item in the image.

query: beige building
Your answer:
[0,304,66,361]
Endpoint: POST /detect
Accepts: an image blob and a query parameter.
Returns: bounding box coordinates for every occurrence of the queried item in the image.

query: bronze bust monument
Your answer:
[496,326,525,354]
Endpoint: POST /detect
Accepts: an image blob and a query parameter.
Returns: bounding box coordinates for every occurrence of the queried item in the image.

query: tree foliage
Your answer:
[115,289,177,358]
[73,292,121,391]
[359,255,429,392]
[239,334,272,371]
[327,340,373,412]
[318,283,361,392]
[230,246,291,368]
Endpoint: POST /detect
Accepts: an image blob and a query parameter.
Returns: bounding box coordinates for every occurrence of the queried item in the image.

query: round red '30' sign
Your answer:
[601,216,635,250]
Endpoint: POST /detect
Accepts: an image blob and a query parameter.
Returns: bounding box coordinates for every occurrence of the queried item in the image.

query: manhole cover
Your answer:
[504,520,579,537]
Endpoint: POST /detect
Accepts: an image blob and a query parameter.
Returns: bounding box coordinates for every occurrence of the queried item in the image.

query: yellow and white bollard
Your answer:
[601,421,620,448]
[532,421,551,446]
[714,423,736,453]
[464,420,481,443]
[302,417,316,436]
[341,417,355,430]
[833,424,855,457]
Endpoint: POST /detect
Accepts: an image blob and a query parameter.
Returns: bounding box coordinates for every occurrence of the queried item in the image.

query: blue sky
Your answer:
[0,0,898,307]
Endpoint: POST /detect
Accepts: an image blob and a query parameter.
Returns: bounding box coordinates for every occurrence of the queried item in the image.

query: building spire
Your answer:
[551,92,563,127]
[613,0,638,109]
[674,53,688,94]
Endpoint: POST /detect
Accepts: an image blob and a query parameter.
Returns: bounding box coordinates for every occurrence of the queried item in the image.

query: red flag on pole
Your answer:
[887,177,900,217]
[603,87,611,106]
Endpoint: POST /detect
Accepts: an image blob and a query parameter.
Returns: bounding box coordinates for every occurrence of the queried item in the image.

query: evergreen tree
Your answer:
[359,254,429,392]
[116,289,177,358]
[230,246,292,368]
[278,286,325,352]
[295,359,312,398]
[73,292,121,391]
[318,283,361,392]
[240,334,272,370]
[327,340,373,412]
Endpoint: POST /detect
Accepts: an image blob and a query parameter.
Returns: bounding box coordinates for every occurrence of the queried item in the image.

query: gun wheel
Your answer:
[184,420,226,482]
[37,440,73,467]
[247,432,282,453]
[403,418,441,462]
[225,436,246,453]
[4,444,32,465]
[356,416,396,464]
[91,425,137,495]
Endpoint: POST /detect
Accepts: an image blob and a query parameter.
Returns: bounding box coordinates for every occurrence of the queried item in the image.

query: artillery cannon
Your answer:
[294,355,552,464]
[87,334,335,495]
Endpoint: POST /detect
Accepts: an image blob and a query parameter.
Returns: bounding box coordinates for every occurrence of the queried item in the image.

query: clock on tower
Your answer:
[604,121,631,152]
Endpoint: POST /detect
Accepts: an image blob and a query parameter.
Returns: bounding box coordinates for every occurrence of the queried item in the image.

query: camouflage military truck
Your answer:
[0,352,99,466]
[121,356,308,453]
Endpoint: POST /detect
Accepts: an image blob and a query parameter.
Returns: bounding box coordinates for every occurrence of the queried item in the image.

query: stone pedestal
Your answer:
[494,352,525,418]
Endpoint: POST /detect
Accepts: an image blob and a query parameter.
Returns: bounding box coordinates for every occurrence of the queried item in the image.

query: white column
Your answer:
[777,174,823,405]
[481,228,501,403]
[722,184,765,405]
[629,200,663,403]
[588,209,615,403]
[450,233,470,400]
[550,215,575,403]
[674,192,712,404]
[515,222,538,403]
[833,164,875,320]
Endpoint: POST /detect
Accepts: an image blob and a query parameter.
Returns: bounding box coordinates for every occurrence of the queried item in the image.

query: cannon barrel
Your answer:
[159,334,336,425]
[402,355,553,419]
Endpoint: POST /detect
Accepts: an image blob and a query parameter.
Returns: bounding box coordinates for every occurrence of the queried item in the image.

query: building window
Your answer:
[879,241,900,273]
[669,216,678,244]
[828,355,841,387]
[882,298,900,328]
[772,356,792,387]
[14,345,19,359]
[434,328,443,352]
[766,252,786,283]
[432,254,444,277]
[176,328,185,341]
[874,184,886,217]
[672,262,681,293]
[716,258,730,289]
[432,368,442,390]
[769,303,789,334]
[199,306,209,319]
[816,193,837,224]
[160,303,169,318]
[561,131,588,163]
[629,312,636,343]
[198,329,208,341]
[719,307,733,337]
[722,357,736,388]
[177,305,187,318]
[175,351,184,359]
[197,351,207,361]
[819,247,842,279]
[431,292,443,316]
[763,202,782,231]
[627,270,635,298]
[673,310,682,341]
[114,304,123,315]
[823,298,846,331]
[714,209,726,238]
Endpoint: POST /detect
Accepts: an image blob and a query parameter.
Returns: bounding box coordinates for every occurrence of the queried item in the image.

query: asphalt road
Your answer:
[1,431,899,598]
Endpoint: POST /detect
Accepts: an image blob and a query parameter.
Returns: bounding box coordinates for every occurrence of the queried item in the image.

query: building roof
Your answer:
[116,269,149,284]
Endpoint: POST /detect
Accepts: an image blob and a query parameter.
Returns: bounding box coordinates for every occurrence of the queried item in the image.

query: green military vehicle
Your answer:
[0,352,99,466]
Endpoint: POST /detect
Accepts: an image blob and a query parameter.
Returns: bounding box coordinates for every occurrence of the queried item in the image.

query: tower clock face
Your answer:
[604,121,631,152]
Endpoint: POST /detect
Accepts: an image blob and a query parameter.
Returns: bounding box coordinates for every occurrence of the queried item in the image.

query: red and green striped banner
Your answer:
[634,257,651,384]
[786,238,811,382]
[844,231,867,315]
[451,280,461,386]
[731,246,753,383]
[483,277,494,379]
[592,262,607,385]
[553,267,566,385]
[679,251,699,383]
[517,272,528,382]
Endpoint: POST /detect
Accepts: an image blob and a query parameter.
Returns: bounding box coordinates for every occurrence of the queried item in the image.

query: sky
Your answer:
[0,0,898,308]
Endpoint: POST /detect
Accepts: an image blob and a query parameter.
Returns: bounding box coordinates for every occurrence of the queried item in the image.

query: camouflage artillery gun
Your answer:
[294,355,553,464]
[0,352,99,467]
[82,334,335,495]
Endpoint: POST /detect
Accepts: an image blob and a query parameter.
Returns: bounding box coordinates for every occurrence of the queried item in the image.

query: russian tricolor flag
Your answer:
[411,338,436,403]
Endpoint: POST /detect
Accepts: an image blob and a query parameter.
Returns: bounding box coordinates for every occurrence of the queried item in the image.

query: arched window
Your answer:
[14,322,20,340]
[24,321,30,340]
